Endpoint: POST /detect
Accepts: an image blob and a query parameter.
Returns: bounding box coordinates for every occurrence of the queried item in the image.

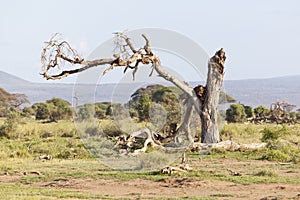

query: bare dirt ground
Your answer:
[29,177,300,200]
[1,158,299,199]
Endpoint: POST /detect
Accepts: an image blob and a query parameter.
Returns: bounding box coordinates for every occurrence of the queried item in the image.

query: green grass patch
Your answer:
[1,119,300,199]
[0,184,109,199]
[255,169,278,177]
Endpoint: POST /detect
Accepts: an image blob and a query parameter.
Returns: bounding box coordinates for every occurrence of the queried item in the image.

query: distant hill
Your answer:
[223,75,300,108]
[0,71,74,104]
[0,70,299,109]
[0,71,31,86]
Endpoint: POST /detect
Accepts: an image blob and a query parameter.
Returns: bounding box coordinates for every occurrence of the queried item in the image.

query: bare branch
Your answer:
[142,34,151,54]
[41,34,87,79]
[41,32,201,117]
[153,62,195,98]
[41,33,198,99]
[42,58,115,80]
[114,32,137,53]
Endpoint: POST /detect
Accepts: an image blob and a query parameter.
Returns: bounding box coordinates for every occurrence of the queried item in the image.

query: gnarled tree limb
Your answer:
[41,32,198,100]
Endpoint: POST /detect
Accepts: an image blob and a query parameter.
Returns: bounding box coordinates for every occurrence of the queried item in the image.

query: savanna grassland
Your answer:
[0,118,300,200]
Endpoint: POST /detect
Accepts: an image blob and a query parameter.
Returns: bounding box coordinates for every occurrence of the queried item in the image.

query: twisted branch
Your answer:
[41,32,196,100]
[41,32,158,80]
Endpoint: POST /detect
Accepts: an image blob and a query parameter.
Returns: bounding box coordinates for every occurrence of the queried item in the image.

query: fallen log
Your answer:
[190,140,267,152]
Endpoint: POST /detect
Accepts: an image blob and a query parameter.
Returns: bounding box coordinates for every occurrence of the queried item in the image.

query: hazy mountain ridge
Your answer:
[222,76,300,108]
[0,71,299,109]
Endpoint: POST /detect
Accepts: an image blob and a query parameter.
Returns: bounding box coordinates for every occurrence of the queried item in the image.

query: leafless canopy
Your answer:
[42,32,159,81]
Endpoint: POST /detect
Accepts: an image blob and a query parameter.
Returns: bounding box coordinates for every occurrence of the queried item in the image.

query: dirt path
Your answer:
[31,177,300,200]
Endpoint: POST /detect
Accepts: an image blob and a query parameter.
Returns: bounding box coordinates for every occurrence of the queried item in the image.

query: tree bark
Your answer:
[175,98,194,144]
[198,48,226,143]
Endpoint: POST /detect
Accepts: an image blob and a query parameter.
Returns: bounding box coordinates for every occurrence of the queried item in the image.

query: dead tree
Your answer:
[248,101,297,125]
[41,32,226,144]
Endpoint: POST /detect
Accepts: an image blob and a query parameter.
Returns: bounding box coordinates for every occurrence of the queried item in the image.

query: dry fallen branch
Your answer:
[190,140,267,152]
[248,101,297,125]
[161,153,193,174]
[113,127,162,156]
[34,154,52,161]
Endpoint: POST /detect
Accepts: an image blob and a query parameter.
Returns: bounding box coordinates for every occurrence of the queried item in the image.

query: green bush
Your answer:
[94,102,111,119]
[136,94,153,122]
[225,104,246,123]
[56,150,73,159]
[221,124,238,137]
[76,103,95,121]
[260,125,299,163]
[243,105,254,118]
[0,111,20,138]
[292,153,300,164]
[128,85,182,134]
[208,148,227,155]
[296,112,300,120]
[261,127,281,142]
[262,149,291,162]
[22,106,35,117]
[33,102,50,120]
[255,169,278,177]
[254,105,269,117]
[46,98,73,120]
[102,122,124,137]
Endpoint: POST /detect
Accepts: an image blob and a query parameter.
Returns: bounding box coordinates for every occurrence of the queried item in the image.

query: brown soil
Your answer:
[25,177,299,200]
[1,158,299,199]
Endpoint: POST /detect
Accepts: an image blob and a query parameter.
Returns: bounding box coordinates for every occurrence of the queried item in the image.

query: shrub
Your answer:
[261,127,281,142]
[254,105,269,117]
[262,149,291,162]
[220,125,239,140]
[56,150,73,159]
[22,106,35,117]
[85,126,102,137]
[94,102,111,119]
[225,104,246,123]
[292,153,300,164]
[46,98,73,120]
[33,102,50,120]
[208,148,227,155]
[102,122,124,137]
[0,111,20,138]
[296,112,300,120]
[136,94,153,121]
[243,105,254,118]
[255,169,278,177]
[76,103,95,121]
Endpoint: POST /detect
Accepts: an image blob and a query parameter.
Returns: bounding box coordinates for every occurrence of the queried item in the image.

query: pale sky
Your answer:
[1,0,300,83]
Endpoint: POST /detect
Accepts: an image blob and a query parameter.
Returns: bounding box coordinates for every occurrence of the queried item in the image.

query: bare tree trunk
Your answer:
[197,48,226,143]
[175,98,194,144]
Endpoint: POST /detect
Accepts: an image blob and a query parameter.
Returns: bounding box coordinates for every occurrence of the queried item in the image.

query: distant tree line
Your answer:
[225,103,300,124]
[0,87,29,117]
[1,86,299,139]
